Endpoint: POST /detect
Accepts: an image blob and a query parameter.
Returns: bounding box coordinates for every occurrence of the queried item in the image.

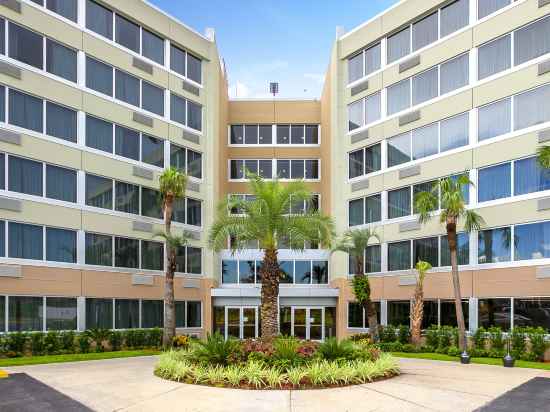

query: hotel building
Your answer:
[1,0,550,342]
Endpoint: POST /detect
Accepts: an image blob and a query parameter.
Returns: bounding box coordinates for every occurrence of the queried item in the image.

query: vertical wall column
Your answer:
[468,297,478,333]
[380,299,388,326]
[77,296,86,331]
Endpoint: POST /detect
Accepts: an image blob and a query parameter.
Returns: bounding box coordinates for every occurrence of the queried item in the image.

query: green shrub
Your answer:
[77,333,91,353]
[30,332,45,355]
[526,327,549,361]
[379,325,397,343]
[510,327,527,358]
[109,331,123,351]
[425,325,440,348]
[60,331,75,353]
[397,325,410,344]
[146,328,163,348]
[191,332,241,366]
[272,336,301,367]
[5,332,27,355]
[487,327,504,351]
[317,338,355,361]
[44,331,61,354]
[401,343,416,353]
[447,346,461,357]
[472,327,486,351]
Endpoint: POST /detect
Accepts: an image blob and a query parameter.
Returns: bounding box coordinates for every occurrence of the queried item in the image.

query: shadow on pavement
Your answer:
[475,377,550,412]
[0,373,92,412]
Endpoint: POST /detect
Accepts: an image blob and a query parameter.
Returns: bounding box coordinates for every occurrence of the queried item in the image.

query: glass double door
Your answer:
[225,307,258,339]
[291,307,324,341]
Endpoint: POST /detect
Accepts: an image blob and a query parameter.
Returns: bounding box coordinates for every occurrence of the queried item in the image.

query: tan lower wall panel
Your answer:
[0,265,82,296]
[474,266,550,297]
[82,270,164,299]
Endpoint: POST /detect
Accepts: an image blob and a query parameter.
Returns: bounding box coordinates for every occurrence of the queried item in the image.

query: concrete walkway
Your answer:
[2,356,550,412]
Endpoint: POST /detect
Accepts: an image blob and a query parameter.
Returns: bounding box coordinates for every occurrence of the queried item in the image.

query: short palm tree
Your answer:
[414,175,484,350]
[411,260,431,347]
[209,175,335,339]
[158,167,187,347]
[332,228,380,342]
[537,146,550,169]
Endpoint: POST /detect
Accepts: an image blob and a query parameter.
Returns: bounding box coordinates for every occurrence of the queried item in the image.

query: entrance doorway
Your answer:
[290,307,325,341]
[224,306,258,339]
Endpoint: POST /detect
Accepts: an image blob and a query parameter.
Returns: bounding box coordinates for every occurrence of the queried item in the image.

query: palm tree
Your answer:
[537,146,550,169]
[158,167,187,347]
[414,175,484,350]
[411,260,432,347]
[209,175,334,339]
[332,228,380,342]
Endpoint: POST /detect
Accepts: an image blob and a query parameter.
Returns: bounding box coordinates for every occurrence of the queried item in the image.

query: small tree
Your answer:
[414,175,484,350]
[158,167,187,347]
[411,260,432,347]
[537,146,550,169]
[333,228,380,342]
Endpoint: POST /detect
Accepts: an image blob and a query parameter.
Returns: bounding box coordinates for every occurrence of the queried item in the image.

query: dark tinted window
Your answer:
[187,53,201,84]
[46,39,77,82]
[115,14,139,53]
[142,81,164,115]
[170,45,186,75]
[115,181,139,215]
[9,156,43,196]
[86,57,113,96]
[46,102,77,142]
[115,126,139,161]
[86,115,113,153]
[142,29,164,64]
[9,89,43,132]
[9,222,43,260]
[115,70,139,106]
[8,23,43,69]
[142,134,164,167]
[85,233,112,266]
[47,0,77,22]
[86,0,113,39]
[86,174,112,209]
[46,227,76,263]
[115,237,139,268]
[46,165,76,202]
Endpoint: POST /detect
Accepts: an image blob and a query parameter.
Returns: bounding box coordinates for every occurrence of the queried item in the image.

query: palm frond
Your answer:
[414,191,438,225]
[463,209,485,232]
[537,146,550,169]
[159,167,187,201]
[154,231,192,249]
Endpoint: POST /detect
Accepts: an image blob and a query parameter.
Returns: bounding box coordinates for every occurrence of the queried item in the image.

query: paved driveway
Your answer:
[2,356,550,412]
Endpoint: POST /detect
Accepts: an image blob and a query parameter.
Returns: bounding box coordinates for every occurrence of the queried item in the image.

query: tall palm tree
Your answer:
[332,228,380,342]
[414,175,484,350]
[537,146,550,169]
[158,167,187,347]
[209,175,334,339]
[411,260,431,347]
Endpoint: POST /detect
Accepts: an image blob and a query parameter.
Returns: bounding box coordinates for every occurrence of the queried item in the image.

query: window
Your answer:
[170,45,186,76]
[115,299,139,329]
[176,301,202,328]
[114,237,139,269]
[45,164,76,203]
[312,260,328,284]
[412,67,438,106]
[412,12,438,52]
[0,86,4,123]
[187,53,202,84]
[170,145,202,178]
[365,245,381,273]
[142,29,164,65]
[478,98,511,141]
[388,241,411,271]
[86,0,113,39]
[412,123,438,160]
[9,156,42,196]
[186,198,202,226]
[387,132,411,167]
[46,297,77,330]
[115,181,139,214]
[440,53,469,94]
[176,246,202,274]
[86,174,113,210]
[514,221,550,261]
[187,101,202,131]
[413,180,439,213]
[365,194,382,224]
[8,296,43,331]
[349,150,364,180]
[142,81,164,116]
[277,125,290,144]
[348,99,363,131]
[222,260,327,285]
[141,240,164,270]
[440,300,469,328]
[46,227,76,263]
[305,160,319,179]
[514,298,550,329]
[141,134,164,167]
[413,236,439,267]
[441,0,469,38]
[86,298,113,329]
[239,260,255,284]
[514,15,550,66]
[478,298,510,330]
[421,301,439,329]
[86,57,113,96]
[387,27,410,64]
[85,233,112,266]
[277,159,290,178]
[440,233,470,266]
[115,126,139,161]
[514,156,550,195]
[9,89,43,133]
[348,92,381,131]
[170,94,186,125]
[349,198,364,227]
[478,0,510,19]
[348,302,381,328]
[115,69,139,106]
[142,300,164,328]
[115,14,139,53]
[141,187,162,219]
[478,35,511,80]
[388,187,411,219]
[387,301,410,326]
[9,222,43,260]
[8,22,43,69]
[305,125,318,144]
[0,221,4,256]
[221,260,238,283]
[347,43,381,83]
[478,227,511,263]
[440,113,469,152]
[0,296,4,331]
[514,84,550,131]
[0,18,3,55]
[46,102,77,142]
[478,163,511,202]
[365,92,381,124]
[348,52,363,84]
[387,79,410,115]
[46,39,77,82]
[170,46,202,84]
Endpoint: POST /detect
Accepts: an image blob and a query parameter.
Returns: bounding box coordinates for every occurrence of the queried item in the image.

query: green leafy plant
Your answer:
[44,331,61,354]
[379,325,397,343]
[30,332,45,355]
[527,327,549,361]
[191,332,241,366]
[109,331,123,351]
[487,327,504,351]
[397,325,410,345]
[77,333,91,354]
[85,328,111,352]
[511,327,527,359]
[60,331,75,353]
[317,337,355,361]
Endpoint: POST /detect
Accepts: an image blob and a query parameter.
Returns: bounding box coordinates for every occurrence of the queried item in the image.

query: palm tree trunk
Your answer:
[260,247,280,339]
[366,298,379,343]
[163,197,175,348]
[411,283,424,347]
[447,218,466,351]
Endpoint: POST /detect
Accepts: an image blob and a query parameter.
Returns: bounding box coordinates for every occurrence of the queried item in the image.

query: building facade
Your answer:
[1,0,550,340]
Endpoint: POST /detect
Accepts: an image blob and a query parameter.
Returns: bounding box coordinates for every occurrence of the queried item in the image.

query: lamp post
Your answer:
[460,332,470,364]
[503,333,515,367]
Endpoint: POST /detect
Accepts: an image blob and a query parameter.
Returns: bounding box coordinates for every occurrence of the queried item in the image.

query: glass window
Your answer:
[387,300,410,326]
[170,45,186,76]
[388,187,411,219]
[46,227,76,263]
[349,198,364,227]
[115,125,139,161]
[348,52,363,83]
[115,70,139,107]
[441,0,469,37]
[290,125,304,145]
[141,300,163,328]
[312,260,328,284]
[258,159,272,178]
[365,43,381,75]
[349,149,363,179]
[46,102,77,142]
[387,27,410,64]
[348,302,363,328]
[46,0,77,21]
[115,299,139,329]
[305,125,318,144]
[8,296,43,331]
[8,22,43,69]
[245,125,259,144]
[514,221,550,261]
[348,99,363,131]
[239,260,255,284]
[46,165,76,203]
[187,100,202,130]
[9,89,43,133]
[387,79,410,115]
[115,237,139,268]
[365,194,381,224]
[187,301,201,327]
[514,298,550,329]
[86,0,113,39]
[478,163,511,202]
[170,144,186,171]
[388,241,411,271]
[295,261,311,284]
[440,300,469,328]
[440,113,469,152]
[478,298,511,330]
[0,221,5,256]
[276,159,290,179]
[141,187,162,219]
[440,233,470,266]
[46,39,77,82]
[141,134,164,167]
[412,12,438,52]
[9,156,43,196]
[187,53,202,84]
[86,298,113,329]
[221,260,238,283]
[115,14,139,53]
[413,236,439,267]
[186,198,201,226]
[514,16,550,66]
[514,156,550,196]
[115,181,139,215]
[365,244,381,273]
[86,174,112,209]
[478,34,511,80]
[291,160,305,179]
[412,67,438,106]
[0,86,4,122]
[230,160,244,179]
[141,240,163,270]
[387,132,411,167]
[305,160,319,179]
[365,92,381,124]
[514,84,550,131]
[175,301,186,328]
[277,125,290,144]
[142,29,164,64]
[9,222,42,260]
[230,125,244,144]
[365,143,381,174]
[478,227,512,263]
[0,18,4,55]
[86,115,112,153]
[440,53,469,95]
[170,94,186,125]
[186,247,202,274]
[46,297,77,331]
[412,123,438,160]
[478,0,511,19]
[413,180,438,213]
[421,300,439,329]
[478,98,511,141]
[86,57,113,96]
[0,295,3,332]
[277,260,292,283]
[85,233,112,266]
[142,81,164,116]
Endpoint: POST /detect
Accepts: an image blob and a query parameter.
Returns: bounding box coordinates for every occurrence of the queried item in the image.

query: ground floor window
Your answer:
[8,296,43,332]
[86,298,113,330]
[0,296,4,331]
[175,301,202,328]
[387,300,410,327]
[45,297,77,331]
[421,300,438,330]
[478,298,511,330]
[347,302,381,329]
[115,299,139,329]
[141,300,163,328]
[514,298,550,330]
[440,300,469,329]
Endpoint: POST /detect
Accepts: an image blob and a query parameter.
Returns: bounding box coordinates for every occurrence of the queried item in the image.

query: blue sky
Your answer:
[149,0,397,99]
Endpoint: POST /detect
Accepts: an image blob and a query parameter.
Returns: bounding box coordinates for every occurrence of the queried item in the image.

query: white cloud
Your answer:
[304,73,325,84]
